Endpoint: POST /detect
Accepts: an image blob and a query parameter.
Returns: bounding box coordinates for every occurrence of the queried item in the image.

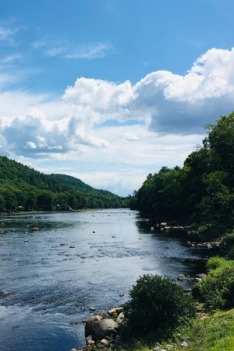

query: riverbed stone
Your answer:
[180,341,188,347]
[108,307,123,316]
[100,338,109,346]
[116,312,125,324]
[177,273,186,281]
[85,315,118,341]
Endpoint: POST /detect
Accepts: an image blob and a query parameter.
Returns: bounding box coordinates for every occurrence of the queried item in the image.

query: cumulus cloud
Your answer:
[61,47,234,135]
[133,48,234,134]
[0,47,234,161]
[63,77,134,120]
[122,132,140,141]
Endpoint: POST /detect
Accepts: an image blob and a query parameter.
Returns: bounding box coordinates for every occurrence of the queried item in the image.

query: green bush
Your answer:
[123,275,195,339]
[192,258,234,310]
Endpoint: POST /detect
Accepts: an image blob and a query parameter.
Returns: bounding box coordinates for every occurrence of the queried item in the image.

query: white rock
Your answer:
[180,341,188,347]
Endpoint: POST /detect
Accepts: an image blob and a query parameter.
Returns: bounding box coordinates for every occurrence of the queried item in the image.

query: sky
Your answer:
[0,0,234,196]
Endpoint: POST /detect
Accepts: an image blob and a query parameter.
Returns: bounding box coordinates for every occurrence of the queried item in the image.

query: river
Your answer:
[0,209,203,350]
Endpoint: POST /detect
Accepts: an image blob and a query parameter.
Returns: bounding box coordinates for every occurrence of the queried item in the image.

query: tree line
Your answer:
[131,112,234,235]
[0,157,128,212]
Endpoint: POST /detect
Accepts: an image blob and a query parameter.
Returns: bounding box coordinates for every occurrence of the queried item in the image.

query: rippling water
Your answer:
[0,209,203,350]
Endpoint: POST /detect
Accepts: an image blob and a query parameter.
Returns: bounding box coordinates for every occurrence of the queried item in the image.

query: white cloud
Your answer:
[0,53,22,64]
[0,24,16,42]
[133,48,234,134]
[33,38,114,60]
[63,77,134,120]
[0,47,234,194]
[122,132,140,141]
[64,42,114,59]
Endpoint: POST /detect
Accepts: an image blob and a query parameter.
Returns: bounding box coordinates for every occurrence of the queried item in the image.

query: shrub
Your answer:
[192,258,234,310]
[123,274,195,339]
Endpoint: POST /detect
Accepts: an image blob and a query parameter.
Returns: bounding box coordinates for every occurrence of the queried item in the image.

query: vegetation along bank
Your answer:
[77,112,234,351]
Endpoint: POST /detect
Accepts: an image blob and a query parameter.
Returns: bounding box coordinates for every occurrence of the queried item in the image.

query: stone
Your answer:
[116,312,125,324]
[96,311,110,319]
[85,315,118,341]
[89,306,96,311]
[196,273,207,280]
[177,274,186,281]
[108,307,123,316]
[180,341,188,347]
[100,338,109,346]
[86,335,95,345]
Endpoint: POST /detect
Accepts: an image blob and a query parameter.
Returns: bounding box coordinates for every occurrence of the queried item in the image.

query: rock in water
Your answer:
[85,315,118,341]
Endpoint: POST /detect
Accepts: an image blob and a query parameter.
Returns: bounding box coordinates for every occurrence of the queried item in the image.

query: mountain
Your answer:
[0,155,128,212]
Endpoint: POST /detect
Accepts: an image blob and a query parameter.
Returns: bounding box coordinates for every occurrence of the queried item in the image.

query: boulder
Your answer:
[85,315,118,341]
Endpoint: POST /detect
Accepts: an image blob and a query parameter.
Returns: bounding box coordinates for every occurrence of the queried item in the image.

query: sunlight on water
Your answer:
[0,209,202,350]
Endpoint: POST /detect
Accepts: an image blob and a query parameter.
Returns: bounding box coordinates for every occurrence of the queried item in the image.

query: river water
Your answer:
[0,209,203,351]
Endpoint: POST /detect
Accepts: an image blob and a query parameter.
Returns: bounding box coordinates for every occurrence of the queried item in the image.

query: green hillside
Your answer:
[0,156,128,212]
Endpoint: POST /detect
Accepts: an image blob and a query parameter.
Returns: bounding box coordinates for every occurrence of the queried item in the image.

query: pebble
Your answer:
[100,338,109,346]
[89,306,96,311]
[180,341,188,347]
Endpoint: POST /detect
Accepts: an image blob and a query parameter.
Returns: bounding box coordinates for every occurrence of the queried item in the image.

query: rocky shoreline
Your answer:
[70,307,124,351]
[149,221,221,253]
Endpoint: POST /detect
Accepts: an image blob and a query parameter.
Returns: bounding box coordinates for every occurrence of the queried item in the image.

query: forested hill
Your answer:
[132,112,234,237]
[0,156,128,211]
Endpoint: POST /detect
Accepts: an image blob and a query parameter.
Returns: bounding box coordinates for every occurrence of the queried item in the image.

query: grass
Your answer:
[116,308,234,351]
[206,256,234,275]
[170,308,234,351]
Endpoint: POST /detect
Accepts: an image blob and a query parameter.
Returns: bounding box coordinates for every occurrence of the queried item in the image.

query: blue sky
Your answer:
[0,0,234,195]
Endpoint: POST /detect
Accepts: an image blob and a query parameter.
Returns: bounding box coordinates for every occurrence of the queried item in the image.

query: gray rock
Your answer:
[108,307,123,316]
[100,338,109,346]
[116,312,125,324]
[85,315,118,341]
[177,273,186,281]
[89,306,96,311]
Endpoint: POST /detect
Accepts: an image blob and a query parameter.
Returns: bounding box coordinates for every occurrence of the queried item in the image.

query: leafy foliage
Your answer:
[123,274,195,339]
[133,112,234,234]
[0,156,129,212]
[192,257,234,310]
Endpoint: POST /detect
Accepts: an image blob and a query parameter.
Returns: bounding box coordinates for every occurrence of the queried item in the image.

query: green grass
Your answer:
[206,257,234,275]
[116,308,234,351]
[170,308,234,351]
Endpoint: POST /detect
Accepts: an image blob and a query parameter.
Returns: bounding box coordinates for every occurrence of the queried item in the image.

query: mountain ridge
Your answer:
[0,155,128,211]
